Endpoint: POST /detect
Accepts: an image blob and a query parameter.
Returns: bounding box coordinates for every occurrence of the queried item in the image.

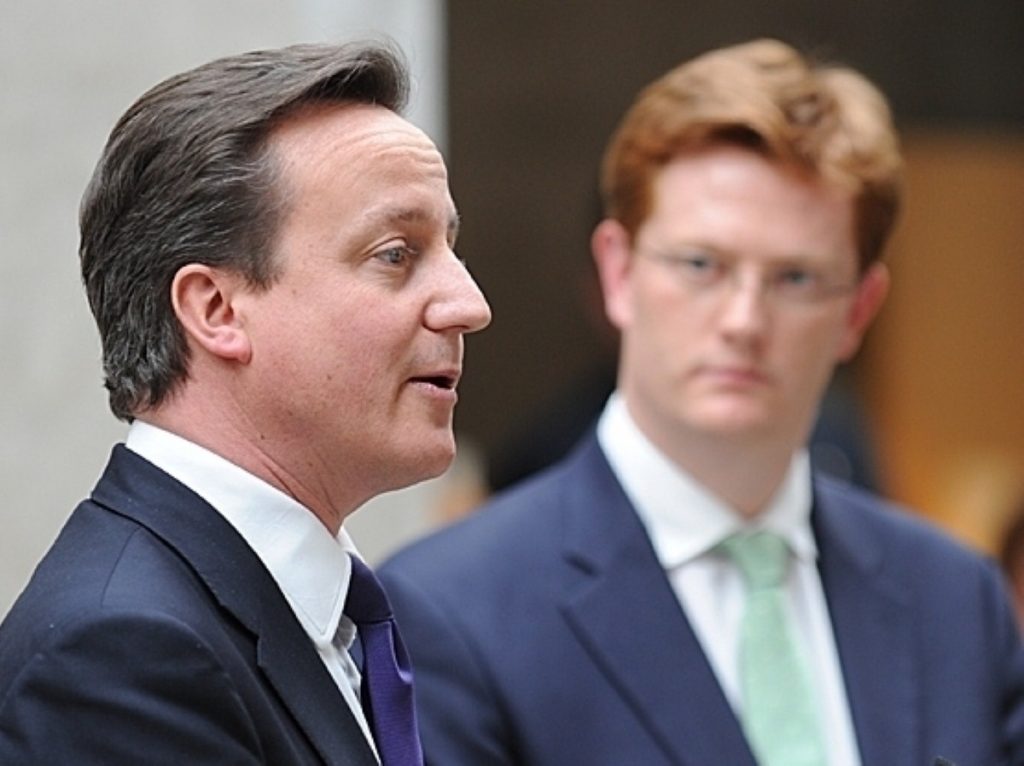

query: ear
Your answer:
[837,262,890,361]
[170,264,252,364]
[591,218,635,330]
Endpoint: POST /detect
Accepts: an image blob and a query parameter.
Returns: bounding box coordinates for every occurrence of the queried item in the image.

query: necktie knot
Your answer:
[345,554,394,625]
[719,531,788,591]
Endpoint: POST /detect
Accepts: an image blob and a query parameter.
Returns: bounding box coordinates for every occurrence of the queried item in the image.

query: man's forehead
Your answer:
[268,101,450,204]
[362,203,460,234]
[270,101,431,155]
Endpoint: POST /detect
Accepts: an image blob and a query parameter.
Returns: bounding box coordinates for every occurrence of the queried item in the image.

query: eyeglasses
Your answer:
[638,247,860,306]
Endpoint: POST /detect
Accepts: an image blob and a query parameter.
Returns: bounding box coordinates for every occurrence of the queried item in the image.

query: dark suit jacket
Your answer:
[0,445,377,764]
[379,432,1024,766]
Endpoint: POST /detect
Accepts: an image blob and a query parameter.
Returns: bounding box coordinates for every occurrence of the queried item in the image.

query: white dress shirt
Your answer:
[125,421,378,760]
[597,393,862,766]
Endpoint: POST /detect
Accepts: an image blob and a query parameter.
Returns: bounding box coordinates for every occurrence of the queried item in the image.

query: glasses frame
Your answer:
[636,246,862,307]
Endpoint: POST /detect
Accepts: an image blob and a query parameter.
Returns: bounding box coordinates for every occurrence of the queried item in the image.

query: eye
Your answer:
[772,266,828,301]
[681,254,715,272]
[773,267,823,295]
[374,245,417,267]
[673,250,724,285]
[776,267,817,286]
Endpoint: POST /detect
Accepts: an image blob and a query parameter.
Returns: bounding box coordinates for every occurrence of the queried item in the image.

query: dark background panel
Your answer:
[447,1,1024,484]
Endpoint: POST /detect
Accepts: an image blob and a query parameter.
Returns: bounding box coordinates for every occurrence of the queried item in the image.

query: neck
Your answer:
[139,385,365,536]
[625,405,800,518]
[672,438,796,518]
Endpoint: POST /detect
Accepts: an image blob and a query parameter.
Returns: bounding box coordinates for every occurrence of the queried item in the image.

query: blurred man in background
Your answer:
[380,39,1024,766]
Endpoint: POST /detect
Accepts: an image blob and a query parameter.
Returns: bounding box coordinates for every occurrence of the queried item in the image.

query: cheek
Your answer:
[252,301,371,387]
[630,275,684,331]
[780,319,850,387]
[332,303,423,388]
[626,300,697,387]
[318,319,399,386]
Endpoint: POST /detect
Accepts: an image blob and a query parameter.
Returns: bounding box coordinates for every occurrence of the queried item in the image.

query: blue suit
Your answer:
[0,446,376,764]
[379,433,1024,765]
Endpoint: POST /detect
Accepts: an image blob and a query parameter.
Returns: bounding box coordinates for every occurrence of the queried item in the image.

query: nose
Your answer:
[424,251,492,334]
[718,272,769,347]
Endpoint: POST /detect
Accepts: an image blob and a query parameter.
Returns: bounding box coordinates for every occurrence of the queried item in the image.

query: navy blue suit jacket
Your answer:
[0,446,376,764]
[379,432,1024,766]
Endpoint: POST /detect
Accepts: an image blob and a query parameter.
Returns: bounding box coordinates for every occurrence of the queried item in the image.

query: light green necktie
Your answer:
[719,531,827,766]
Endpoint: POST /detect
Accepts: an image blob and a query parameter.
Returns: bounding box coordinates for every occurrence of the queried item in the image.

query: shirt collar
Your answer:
[596,392,816,569]
[125,421,357,648]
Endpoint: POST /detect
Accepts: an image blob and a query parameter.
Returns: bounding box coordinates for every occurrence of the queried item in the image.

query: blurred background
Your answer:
[2,0,1022,616]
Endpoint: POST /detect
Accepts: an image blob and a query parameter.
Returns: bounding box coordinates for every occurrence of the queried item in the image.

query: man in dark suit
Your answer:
[0,42,490,763]
[379,39,1024,766]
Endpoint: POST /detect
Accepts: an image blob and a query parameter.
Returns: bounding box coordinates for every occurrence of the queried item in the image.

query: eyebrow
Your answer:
[362,205,461,242]
[657,240,834,265]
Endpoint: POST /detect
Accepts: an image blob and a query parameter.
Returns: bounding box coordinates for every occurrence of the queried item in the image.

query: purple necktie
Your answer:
[344,555,424,766]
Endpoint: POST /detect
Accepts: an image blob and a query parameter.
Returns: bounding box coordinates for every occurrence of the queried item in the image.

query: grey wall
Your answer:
[0,0,448,615]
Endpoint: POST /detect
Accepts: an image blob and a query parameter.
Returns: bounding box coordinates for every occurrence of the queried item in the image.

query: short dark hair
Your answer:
[80,41,409,421]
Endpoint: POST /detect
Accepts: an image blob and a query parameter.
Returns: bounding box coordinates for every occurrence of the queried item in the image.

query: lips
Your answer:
[408,369,460,391]
[696,364,770,386]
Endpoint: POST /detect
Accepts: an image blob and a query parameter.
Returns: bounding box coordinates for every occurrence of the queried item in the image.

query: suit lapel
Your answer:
[813,479,921,766]
[558,436,757,766]
[254,622,377,766]
[91,446,377,766]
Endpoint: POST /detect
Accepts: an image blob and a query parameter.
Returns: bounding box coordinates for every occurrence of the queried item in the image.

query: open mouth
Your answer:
[410,374,457,391]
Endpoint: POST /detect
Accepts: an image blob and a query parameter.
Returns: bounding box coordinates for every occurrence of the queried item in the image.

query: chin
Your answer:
[687,405,777,437]
[389,435,457,488]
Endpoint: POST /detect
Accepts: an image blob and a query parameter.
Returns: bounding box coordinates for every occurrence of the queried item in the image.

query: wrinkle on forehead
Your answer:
[270,102,447,183]
[343,113,442,162]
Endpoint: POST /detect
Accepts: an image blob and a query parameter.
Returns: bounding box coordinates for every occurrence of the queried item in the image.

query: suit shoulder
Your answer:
[392,448,582,548]
[815,474,1001,580]
[379,449,595,601]
[0,500,224,667]
[0,605,264,761]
